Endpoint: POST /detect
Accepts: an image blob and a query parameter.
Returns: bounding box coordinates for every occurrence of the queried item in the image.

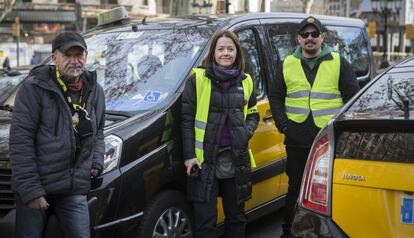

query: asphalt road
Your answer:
[2,208,284,238]
[246,208,284,238]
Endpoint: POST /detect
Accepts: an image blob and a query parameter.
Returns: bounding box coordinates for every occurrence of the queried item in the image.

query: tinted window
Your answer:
[237,29,264,98]
[336,131,414,164]
[340,71,414,120]
[84,27,216,112]
[267,23,370,77]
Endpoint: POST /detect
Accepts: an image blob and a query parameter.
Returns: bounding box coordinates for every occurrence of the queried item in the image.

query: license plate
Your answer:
[401,197,414,224]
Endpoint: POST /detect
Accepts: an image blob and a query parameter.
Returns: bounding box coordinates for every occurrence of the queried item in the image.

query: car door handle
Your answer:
[262,115,273,122]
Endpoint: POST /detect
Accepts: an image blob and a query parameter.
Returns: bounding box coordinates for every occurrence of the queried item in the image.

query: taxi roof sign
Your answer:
[98,6,128,26]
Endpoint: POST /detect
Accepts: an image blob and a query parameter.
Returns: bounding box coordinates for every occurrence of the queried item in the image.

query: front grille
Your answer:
[0,168,14,218]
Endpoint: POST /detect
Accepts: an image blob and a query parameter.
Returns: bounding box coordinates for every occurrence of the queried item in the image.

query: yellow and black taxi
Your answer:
[291,56,414,238]
[0,7,373,238]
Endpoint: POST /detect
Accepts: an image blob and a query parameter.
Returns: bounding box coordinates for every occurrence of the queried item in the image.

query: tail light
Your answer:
[299,130,333,215]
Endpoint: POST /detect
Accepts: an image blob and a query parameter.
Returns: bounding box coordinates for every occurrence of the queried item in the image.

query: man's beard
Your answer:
[303,47,318,55]
[62,67,83,82]
[303,41,319,55]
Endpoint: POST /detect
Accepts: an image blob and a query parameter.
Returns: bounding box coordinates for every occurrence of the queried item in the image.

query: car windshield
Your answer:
[84,27,215,112]
[270,25,370,78]
[340,71,414,120]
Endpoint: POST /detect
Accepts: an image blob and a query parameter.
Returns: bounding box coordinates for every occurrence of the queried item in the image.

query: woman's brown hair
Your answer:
[202,30,245,72]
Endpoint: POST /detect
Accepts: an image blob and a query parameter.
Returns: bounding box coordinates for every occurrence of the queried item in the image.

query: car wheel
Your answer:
[139,190,193,238]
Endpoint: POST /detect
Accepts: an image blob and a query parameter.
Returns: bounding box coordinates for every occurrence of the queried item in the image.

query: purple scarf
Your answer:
[212,62,240,81]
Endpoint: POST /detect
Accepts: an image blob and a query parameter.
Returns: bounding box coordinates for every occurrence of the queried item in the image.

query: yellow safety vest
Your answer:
[283,52,343,128]
[192,68,258,168]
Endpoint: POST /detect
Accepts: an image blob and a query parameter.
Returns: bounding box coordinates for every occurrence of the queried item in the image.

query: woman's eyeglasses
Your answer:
[299,31,321,38]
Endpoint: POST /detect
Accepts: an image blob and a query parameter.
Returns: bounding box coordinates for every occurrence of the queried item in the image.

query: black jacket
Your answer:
[181,68,259,203]
[268,52,360,148]
[10,65,105,204]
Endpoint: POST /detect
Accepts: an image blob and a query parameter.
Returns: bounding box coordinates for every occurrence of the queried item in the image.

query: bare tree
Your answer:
[301,0,314,14]
[0,0,16,23]
[244,0,249,12]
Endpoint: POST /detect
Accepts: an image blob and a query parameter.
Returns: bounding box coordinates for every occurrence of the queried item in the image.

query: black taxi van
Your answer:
[0,7,373,237]
[291,56,414,238]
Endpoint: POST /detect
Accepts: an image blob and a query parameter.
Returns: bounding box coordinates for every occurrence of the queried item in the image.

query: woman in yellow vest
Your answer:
[181,30,259,238]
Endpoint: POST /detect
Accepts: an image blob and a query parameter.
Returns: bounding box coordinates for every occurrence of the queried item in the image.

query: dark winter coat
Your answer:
[10,65,105,204]
[268,51,360,148]
[181,68,259,204]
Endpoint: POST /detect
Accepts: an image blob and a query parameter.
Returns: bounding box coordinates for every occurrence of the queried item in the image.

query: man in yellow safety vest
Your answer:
[268,16,360,237]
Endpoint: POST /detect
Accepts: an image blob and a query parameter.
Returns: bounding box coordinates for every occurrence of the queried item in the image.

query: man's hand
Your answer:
[184,158,201,176]
[27,196,49,209]
[91,168,100,178]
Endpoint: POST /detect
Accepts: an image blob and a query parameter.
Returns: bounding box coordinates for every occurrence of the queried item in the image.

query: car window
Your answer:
[237,29,264,98]
[340,71,414,120]
[84,27,216,112]
[267,23,370,78]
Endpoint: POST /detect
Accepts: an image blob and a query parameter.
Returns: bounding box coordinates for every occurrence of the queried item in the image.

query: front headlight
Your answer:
[103,134,123,174]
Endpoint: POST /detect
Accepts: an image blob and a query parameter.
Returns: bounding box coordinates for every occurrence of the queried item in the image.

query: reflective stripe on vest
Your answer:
[192,68,257,168]
[283,52,343,128]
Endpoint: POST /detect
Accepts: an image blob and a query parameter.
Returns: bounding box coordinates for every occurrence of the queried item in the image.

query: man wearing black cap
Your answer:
[268,16,360,237]
[10,31,105,238]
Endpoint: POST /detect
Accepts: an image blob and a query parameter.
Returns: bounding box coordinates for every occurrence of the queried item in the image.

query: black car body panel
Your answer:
[291,206,348,238]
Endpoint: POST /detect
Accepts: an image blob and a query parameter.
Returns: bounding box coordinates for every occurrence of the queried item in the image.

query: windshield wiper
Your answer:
[387,76,410,119]
[0,104,13,112]
[105,110,132,118]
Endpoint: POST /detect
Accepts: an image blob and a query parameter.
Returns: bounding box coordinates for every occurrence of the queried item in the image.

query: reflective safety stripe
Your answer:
[287,90,310,98]
[285,106,310,115]
[310,92,341,100]
[195,140,203,149]
[195,120,207,130]
[312,106,342,117]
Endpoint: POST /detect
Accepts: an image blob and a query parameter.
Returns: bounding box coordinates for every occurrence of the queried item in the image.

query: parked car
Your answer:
[0,7,374,237]
[291,56,414,237]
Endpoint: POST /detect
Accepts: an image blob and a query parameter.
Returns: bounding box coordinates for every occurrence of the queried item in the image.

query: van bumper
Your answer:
[291,206,348,238]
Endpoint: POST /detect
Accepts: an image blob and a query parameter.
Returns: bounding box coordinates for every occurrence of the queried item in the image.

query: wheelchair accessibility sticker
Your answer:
[143,91,161,103]
[401,197,414,224]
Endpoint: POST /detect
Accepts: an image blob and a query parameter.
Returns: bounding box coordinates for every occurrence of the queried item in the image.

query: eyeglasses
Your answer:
[299,31,321,38]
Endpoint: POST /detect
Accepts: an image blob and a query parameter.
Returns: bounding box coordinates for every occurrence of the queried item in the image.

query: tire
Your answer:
[139,190,193,238]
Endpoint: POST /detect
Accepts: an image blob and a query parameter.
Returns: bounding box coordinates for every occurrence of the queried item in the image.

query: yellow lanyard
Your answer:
[55,68,90,120]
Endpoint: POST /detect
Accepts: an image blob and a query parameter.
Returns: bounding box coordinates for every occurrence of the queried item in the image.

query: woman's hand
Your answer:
[184,158,201,176]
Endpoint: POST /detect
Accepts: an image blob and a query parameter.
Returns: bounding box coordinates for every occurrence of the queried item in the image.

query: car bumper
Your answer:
[291,206,348,238]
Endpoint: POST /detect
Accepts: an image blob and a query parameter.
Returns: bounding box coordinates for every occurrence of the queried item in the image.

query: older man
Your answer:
[268,16,360,237]
[10,31,105,238]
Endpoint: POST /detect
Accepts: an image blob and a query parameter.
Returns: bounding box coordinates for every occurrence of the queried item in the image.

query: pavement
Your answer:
[246,208,284,238]
[2,208,284,238]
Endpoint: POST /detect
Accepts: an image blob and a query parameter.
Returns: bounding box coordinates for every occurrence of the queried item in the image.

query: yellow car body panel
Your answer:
[332,159,414,238]
[249,99,286,168]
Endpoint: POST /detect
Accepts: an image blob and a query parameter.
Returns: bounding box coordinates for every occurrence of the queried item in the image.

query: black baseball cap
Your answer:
[52,31,87,53]
[298,16,324,34]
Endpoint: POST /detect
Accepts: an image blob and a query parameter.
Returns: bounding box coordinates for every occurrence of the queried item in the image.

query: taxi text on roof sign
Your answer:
[98,6,129,26]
